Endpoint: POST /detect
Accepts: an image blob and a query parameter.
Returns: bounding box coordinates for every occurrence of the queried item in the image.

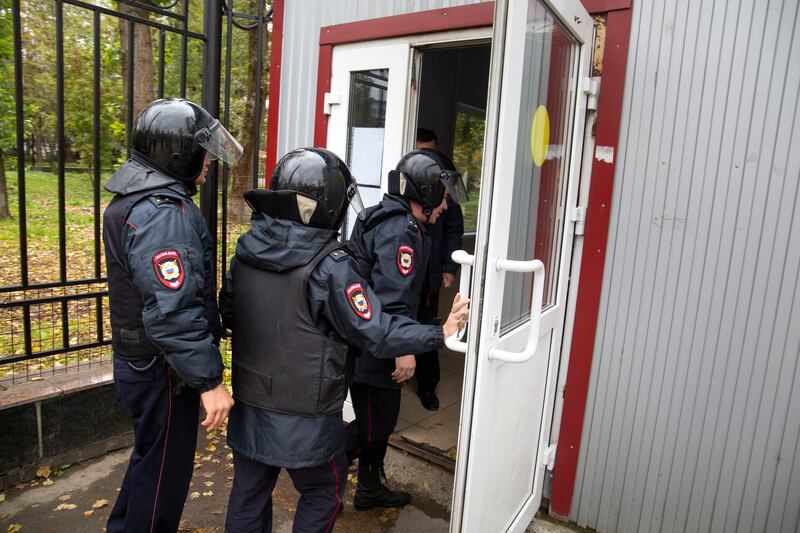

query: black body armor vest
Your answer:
[230,238,348,417]
[103,189,166,359]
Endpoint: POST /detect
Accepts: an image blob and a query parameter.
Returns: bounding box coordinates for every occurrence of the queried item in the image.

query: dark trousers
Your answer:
[107,356,199,533]
[415,290,441,392]
[345,383,402,467]
[225,449,347,533]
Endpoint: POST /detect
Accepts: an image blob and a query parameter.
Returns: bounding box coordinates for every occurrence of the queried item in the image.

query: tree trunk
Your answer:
[0,149,10,219]
[118,3,154,123]
[229,0,269,225]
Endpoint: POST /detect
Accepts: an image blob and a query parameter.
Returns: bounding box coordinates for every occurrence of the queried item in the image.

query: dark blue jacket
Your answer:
[103,158,224,392]
[218,213,443,468]
[347,194,431,389]
[426,196,464,292]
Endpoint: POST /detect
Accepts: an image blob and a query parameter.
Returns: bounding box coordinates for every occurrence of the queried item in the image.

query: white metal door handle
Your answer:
[489,258,545,363]
[444,250,474,353]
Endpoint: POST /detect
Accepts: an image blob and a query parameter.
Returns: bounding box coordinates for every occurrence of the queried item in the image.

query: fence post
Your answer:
[201,0,222,281]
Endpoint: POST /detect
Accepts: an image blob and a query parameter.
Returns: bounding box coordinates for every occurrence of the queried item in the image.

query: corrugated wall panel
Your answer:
[572,0,800,532]
[276,0,488,158]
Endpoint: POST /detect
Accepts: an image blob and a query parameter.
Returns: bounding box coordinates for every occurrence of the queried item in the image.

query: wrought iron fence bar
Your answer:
[12,0,28,287]
[1,341,112,366]
[201,0,221,282]
[0,278,107,294]
[158,29,166,99]
[220,4,233,279]
[95,295,104,343]
[180,0,189,98]
[56,0,67,283]
[61,301,70,349]
[22,305,33,360]
[93,10,102,279]
[117,0,184,21]
[126,17,134,158]
[61,0,206,41]
[251,0,265,189]
[0,290,109,309]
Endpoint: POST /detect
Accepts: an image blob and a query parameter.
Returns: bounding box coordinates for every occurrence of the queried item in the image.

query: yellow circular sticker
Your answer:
[530,105,550,167]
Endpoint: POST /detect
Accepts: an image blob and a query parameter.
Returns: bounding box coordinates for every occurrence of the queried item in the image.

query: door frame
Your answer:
[264,0,637,522]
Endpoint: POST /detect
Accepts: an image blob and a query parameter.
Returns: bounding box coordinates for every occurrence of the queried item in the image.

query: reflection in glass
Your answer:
[452,104,485,233]
[500,0,578,332]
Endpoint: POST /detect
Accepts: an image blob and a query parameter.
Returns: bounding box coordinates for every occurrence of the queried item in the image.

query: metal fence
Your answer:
[0,0,270,385]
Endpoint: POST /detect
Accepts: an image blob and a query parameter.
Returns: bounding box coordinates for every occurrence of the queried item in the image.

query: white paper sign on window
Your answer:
[349,127,385,187]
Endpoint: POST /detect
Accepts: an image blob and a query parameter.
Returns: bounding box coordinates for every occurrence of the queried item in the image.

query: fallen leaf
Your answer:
[212,509,223,516]
[36,466,51,478]
[28,482,39,488]
[42,479,53,486]
[58,494,71,501]
[83,510,94,517]
[0,493,5,502]
[14,484,25,490]
[91,499,109,509]
[189,492,200,500]
[202,491,213,497]
[7,524,22,533]
[202,472,214,478]
[206,444,216,452]
[206,432,217,440]
[204,481,214,487]
[54,503,77,511]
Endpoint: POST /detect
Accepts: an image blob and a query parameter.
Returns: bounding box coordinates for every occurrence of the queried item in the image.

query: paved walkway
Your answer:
[0,427,582,532]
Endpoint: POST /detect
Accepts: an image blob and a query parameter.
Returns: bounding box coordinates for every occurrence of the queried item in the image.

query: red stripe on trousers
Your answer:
[150,367,173,533]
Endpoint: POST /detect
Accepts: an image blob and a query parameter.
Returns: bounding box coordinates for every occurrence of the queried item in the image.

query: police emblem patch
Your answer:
[346,282,372,320]
[397,245,414,276]
[152,250,185,290]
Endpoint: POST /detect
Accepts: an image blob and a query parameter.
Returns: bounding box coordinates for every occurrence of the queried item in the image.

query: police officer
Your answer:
[345,149,467,509]
[102,98,241,533]
[414,128,465,410]
[218,147,468,532]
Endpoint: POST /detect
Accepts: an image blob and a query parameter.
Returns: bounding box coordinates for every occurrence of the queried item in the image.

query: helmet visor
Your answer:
[195,120,243,165]
[440,170,468,204]
[346,181,365,216]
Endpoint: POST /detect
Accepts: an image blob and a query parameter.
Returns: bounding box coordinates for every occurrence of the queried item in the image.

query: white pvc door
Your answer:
[325,39,411,238]
[450,1,592,531]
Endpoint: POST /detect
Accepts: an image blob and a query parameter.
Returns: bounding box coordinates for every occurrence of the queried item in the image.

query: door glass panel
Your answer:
[452,103,486,233]
[347,69,388,188]
[500,0,579,332]
[344,69,388,237]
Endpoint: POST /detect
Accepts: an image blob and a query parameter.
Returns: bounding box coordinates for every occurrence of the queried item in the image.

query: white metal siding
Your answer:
[572,0,800,532]
[276,0,490,157]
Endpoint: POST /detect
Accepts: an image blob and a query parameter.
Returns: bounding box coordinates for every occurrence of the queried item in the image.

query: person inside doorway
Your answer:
[414,128,465,411]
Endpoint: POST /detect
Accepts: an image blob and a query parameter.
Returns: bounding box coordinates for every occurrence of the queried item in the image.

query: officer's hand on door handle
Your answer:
[443,292,470,339]
[392,355,416,383]
[200,384,235,431]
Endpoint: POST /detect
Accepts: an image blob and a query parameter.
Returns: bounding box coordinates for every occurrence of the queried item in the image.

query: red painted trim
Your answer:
[550,7,634,519]
[264,0,284,182]
[313,44,333,148]
[319,3,494,46]
[581,0,631,13]
[313,3,493,149]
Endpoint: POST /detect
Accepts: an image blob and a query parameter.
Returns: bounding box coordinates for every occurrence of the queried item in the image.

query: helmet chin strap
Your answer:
[423,206,432,224]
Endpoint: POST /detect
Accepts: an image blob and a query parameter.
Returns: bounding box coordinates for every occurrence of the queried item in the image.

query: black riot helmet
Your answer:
[243,148,364,230]
[388,150,467,217]
[131,98,243,183]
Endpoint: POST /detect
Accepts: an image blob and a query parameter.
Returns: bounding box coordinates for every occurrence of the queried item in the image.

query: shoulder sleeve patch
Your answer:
[397,245,414,276]
[152,250,185,290]
[346,282,372,320]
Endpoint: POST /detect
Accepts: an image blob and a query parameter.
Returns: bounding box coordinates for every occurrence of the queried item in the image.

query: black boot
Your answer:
[353,463,411,510]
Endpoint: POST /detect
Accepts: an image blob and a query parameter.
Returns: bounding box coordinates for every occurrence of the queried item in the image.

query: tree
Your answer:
[117,2,154,123]
[228,0,269,224]
[0,0,20,219]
